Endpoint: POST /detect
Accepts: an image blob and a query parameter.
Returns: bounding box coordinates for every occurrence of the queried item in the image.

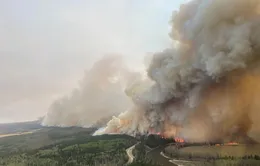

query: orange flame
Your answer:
[225,142,239,146]
[175,137,185,143]
[215,142,239,146]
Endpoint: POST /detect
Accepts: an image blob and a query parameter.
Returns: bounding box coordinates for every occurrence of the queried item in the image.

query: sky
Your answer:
[0,0,184,123]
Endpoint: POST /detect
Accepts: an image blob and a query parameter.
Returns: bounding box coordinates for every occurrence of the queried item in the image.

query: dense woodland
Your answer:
[0,127,138,166]
[0,126,164,166]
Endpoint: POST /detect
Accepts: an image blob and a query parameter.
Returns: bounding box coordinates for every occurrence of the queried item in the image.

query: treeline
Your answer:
[39,134,135,150]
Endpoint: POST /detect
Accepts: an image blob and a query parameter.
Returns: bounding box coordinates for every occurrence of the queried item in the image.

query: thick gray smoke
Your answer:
[42,55,142,127]
[94,0,260,143]
[43,0,260,143]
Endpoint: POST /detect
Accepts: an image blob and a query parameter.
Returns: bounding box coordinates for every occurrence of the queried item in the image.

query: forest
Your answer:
[0,126,163,166]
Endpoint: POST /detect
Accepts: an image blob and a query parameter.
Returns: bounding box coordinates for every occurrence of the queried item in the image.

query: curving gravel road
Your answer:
[126,142,139,164]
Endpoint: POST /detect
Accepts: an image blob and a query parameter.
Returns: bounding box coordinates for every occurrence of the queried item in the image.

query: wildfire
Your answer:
[148,128,155,134]
[175,137,185,143]
[148,128,161,136]
[215,142,239,146]
[147,130,168,139]
[225,142,239,146]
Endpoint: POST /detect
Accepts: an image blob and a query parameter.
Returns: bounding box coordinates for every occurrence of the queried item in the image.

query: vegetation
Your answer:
[0,126,138,166]
[165,144,260,166]
[144,135,173,148]
[166,144,260,159]
[0,127,96,156]
[132,135,173,166]
[2,122,260,166]
[169,159,260,166]
[129,161,161,166]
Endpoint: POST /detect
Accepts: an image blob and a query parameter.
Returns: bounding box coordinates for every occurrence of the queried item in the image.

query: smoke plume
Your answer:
[44,0,260,143]
[42,55,142,127]
[94,0,260,142]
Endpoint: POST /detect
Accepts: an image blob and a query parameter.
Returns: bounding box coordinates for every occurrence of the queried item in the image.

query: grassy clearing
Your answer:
[178,144,260,158]
[165,144,260,166]
[178,159,260,166]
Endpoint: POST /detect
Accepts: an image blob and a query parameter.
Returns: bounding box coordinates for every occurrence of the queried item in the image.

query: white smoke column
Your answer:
[42,55,142,127]
[97,0,260,141]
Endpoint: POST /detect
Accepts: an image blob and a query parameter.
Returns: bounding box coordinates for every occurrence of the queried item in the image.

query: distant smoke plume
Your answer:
[42,55,142,127]
[45,0,260,143]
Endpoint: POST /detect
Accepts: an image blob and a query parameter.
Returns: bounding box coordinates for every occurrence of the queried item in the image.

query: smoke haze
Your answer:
[1,0,179,123]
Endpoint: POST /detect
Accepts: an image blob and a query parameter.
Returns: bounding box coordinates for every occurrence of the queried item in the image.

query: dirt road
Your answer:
[126,142,139,164]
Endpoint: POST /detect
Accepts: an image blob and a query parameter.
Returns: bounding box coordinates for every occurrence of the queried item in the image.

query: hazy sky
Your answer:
[0,0,184,123]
